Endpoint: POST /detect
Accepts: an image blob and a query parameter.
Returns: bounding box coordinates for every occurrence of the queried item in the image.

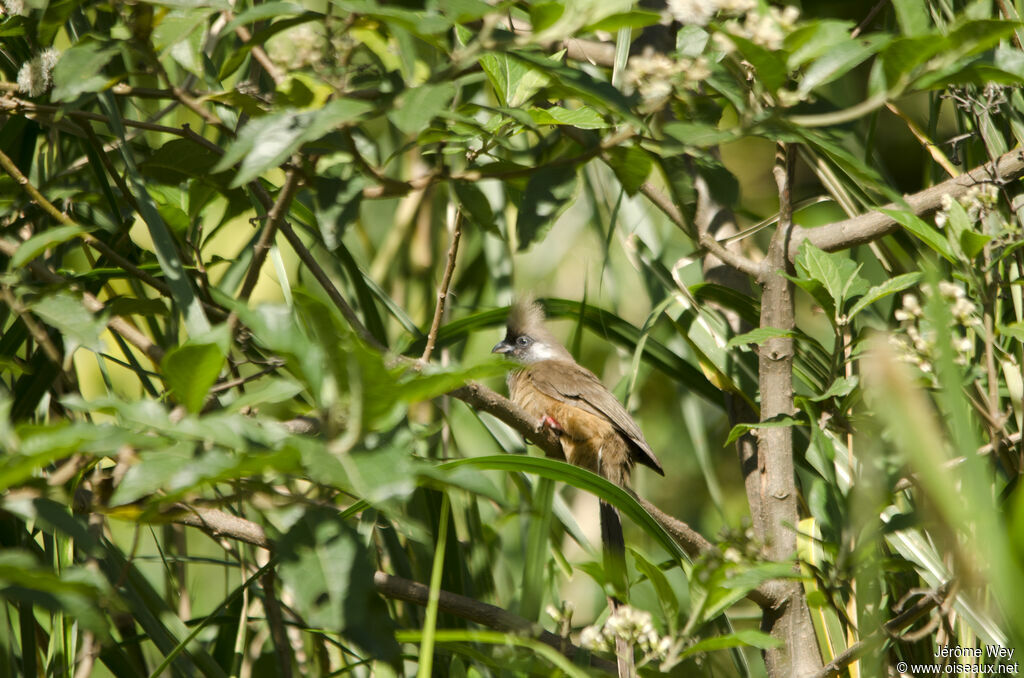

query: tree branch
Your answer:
[238,167,302,301]
[788,148,1024,260]
[164,504,616,673]
[758,144,822,677]
[421,209,463,363]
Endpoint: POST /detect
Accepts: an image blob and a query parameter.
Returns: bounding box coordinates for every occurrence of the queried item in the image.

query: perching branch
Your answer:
[164,504,616,673]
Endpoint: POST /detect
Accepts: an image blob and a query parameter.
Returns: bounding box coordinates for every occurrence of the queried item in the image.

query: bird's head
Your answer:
[492,297,573,363]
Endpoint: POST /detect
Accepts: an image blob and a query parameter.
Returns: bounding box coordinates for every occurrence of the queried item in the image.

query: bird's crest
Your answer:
[507,296,546,335]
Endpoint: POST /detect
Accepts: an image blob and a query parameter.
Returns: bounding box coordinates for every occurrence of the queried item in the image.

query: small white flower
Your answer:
[938,281,964,299]
[579,625,607,651]
[17,48,61,97]
[717,0,756,14]
[940,194,954,211]
[667,0,718,25]
[954,335,974,353]
[1,0,27,15]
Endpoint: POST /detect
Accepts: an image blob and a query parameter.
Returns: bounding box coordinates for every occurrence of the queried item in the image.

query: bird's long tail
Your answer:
[599,499,636,678]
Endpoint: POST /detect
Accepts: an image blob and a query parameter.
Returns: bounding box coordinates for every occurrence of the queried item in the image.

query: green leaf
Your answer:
[453,180,496,230]
[527,105,607,129]
[663,121,737,148]
[478,52,550,108]
[784,20,857,70]
[796,34,891,97]
[508,51,641,126]
[629,548,678,622]
[725,34,788,92]
[1002,322,1024,343]
[11,225,90,269]
[878,208,955,261]
[29,291,105,354]
[604,145,652,196]
[515,165,579,250]
[584,9,661,32]
[794,240,869,317]
[891,0,930,37]
[278,507,400,663]
[960,229,992,259]
[216,100,373,186]
[51,41,118,101]
[161,337,227,413]
[809,375,858,402]
[726,327,796,350]
[440,456,688,562]
[389,81,457,135]
[679,630,782,658]
[847,272,923,319]
[725,415,805,446]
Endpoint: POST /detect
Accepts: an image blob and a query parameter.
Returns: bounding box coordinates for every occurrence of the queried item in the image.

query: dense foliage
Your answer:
[2,0,1024,675]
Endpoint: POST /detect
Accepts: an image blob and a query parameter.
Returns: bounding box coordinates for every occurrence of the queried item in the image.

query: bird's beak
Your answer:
[492,340,513,355]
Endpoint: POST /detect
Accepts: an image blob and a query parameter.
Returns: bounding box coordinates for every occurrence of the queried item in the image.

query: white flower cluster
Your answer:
[17,48,60,98]
[935,185,1000,230]
[891,282,979,372]
[1,0,27,16]
[716,5,800,51]
[666,0,756,26]
[577,605,672,663]
[624,52,710,108]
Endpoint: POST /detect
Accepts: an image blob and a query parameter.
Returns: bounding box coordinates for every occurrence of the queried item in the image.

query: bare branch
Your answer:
[421,209,464,363]
[238,167,303,301]
[788,148,1024,260]
[165,504,616,672]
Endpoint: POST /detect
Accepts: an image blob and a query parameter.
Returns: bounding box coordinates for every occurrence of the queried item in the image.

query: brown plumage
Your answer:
[492,298,664,545]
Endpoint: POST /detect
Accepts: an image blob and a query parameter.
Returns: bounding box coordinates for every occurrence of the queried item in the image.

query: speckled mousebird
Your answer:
[492,298,664,556]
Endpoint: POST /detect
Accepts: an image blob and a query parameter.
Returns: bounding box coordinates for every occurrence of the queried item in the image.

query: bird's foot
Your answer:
[540,414,563,434]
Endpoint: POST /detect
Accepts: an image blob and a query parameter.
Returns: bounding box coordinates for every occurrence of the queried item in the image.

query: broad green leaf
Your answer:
[51,41,118,101]
[527,105,607,129]
[663,121,738,148]
[11,224,90,269]
[278,507,400,662]
[847,272,923,319]
[604,145,652,196]
[809,375,858,402]
[725,34,787,92]
[216,100,373,186]
[891,0,930,37]
[794,240,869,316]
[161,339,226,413]
[784,20,857,70]
[960,229,992,259]
[453,180,496,230]
[630,548,679,623]
[796,34,891,97]
[30,291,105,354]
[479,52,551,108]
[515,165,579,250]
[389,81,457,135]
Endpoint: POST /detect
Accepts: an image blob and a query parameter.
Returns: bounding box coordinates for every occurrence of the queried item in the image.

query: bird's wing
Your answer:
[525,361,664,475]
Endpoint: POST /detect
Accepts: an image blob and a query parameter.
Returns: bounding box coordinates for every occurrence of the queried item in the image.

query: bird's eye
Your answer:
[516,336,531,347]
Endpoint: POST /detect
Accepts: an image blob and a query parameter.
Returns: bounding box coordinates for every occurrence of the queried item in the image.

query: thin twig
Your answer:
[698,232,761,278]
[421,209,464,363]
[238,167,303,301]
[809,582,953,678]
